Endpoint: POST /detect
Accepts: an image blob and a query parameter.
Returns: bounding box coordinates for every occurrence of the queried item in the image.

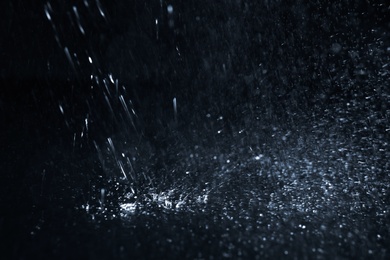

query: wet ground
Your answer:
[1,77,389,259]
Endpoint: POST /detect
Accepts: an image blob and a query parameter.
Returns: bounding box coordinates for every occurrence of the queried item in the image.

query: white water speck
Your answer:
[167,5,173,14]
[44,3,52,21]
[109,74,114,84]
[120,203,137,214]
[73,6,85,35]
[173,97,177,122]
[59,104,64,114]
[95,0,106,18]
[255,154,264,160]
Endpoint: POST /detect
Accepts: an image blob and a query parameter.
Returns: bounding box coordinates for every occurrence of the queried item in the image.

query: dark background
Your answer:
[1,0,389,259]
[1,0,389,146]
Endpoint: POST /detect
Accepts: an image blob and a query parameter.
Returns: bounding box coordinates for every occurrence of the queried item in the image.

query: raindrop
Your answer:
[64,47,76,71]
[44,3,52,21]
[59,104,64,114]
[173,97,177,122]
[331,43,342,53]
[167,5,173,14]
[95,0,106,18]
[72,6,85,35]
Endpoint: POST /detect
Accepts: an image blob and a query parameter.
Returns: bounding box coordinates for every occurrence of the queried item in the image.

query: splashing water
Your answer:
[40,1,390,258]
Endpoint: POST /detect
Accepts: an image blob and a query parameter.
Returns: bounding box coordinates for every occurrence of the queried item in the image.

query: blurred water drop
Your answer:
[155,18,159,40]
[72,6,85,35]
[173,97,177,122]
[64,46,76,71]
[331,43,342,53]
[100,188,106,208]
[85,115,89,131]
[44,2,52,21]
[59,104,64,114]
[95,0,106,18]
[167,5,173,14]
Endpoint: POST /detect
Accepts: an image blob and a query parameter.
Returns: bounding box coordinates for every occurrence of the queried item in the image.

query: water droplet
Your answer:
[167,5,173,14]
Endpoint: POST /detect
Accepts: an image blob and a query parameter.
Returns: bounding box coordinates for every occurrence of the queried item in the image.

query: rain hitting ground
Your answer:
[1,1,389,259]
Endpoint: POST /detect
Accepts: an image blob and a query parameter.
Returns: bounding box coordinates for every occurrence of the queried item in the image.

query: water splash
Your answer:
[42,2,389,257]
